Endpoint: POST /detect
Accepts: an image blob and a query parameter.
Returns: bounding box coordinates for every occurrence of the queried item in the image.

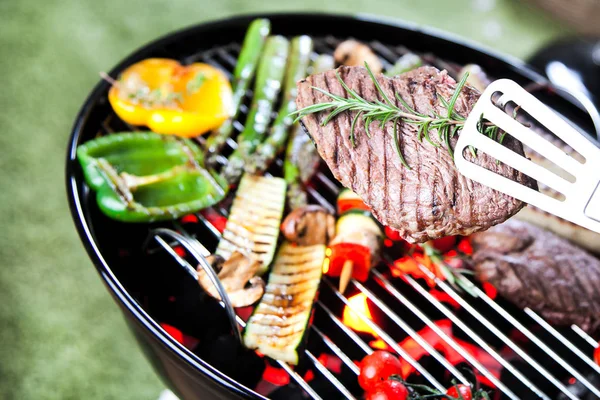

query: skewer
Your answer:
[339,259,353,293]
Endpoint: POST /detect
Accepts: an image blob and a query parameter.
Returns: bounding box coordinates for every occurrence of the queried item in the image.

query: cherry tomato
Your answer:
[446,384,473,400]
[358,351,403,392]
[366,379,408,400]
[432,236,457,253]
[594,345,600,366]
[326,242,371,281]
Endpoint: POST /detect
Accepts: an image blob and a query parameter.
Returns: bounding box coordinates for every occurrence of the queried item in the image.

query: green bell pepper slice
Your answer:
[77,132,228,222]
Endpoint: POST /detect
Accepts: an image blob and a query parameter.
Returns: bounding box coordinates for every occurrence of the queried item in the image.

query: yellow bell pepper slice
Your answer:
[108,58,233,138]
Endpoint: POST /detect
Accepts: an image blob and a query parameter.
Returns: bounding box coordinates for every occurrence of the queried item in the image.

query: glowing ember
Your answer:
[429,289,460,309]
[173,246,186,258]
[457,237,473,255]
[235,306,254,322]
[159,323,199,349]
[482,282,498,300]
[200,209,227,233]
[396,320,502,386]
[391,254,444,287]
[181,214,198,224]
[370,339,388,350]
[161,323,184,343]
[318,353,342,374]
[594,345,600,366]
[367,320,502,387]
[303,369,315,382]
[262,363,290,386]
[343,293,377,336]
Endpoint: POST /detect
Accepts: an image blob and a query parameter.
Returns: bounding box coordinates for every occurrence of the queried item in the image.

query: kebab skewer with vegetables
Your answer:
[327,189,383,293]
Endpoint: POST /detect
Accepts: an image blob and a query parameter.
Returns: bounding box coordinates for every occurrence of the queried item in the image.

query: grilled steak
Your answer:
[471,219,600,333]
[296,65,535,243]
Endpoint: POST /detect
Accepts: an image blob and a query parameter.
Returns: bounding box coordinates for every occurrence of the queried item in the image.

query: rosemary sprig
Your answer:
[423,242,477,297]
[292,62,504,168]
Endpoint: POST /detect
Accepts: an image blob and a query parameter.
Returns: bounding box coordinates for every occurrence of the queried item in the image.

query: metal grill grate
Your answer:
[97,36,600,400]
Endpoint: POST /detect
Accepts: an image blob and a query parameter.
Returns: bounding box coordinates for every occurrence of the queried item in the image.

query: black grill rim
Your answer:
[65,12,588,400]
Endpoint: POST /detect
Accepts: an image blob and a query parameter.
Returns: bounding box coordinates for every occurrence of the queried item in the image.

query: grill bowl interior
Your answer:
[66,13,599,400]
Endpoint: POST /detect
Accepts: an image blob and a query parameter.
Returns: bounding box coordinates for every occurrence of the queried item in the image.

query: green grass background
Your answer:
[0,0,568,399]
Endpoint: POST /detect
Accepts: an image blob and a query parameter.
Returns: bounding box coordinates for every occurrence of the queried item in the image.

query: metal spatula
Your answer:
[454,79,600,234]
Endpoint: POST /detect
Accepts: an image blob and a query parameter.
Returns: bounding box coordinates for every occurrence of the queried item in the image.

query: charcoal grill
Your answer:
[66,13,600,400]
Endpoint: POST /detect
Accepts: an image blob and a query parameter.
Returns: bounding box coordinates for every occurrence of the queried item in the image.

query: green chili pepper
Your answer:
[77,132,228,222]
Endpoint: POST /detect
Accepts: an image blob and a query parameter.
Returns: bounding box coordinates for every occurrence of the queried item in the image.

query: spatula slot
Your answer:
[487,83,589,165]
[496,96,582,177]
[490,101,578,184]
[460,144,566,202]
[482,90,581,186]
[460,128,572,196]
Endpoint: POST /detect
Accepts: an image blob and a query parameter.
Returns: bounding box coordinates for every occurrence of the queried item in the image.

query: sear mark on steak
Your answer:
[471,219,600,334]
[296,65,536,243]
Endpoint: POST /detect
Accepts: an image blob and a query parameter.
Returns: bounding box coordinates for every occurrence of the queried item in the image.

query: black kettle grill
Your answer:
[66,13,600,400]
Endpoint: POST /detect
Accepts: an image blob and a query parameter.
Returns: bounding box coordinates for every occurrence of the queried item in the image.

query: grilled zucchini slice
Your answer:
[216,174,286,274]
[243,242,325,364]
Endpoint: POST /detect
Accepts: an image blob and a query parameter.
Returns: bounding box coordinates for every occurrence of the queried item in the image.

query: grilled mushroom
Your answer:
[198,251,265,307]
[458,64,491,92]
[281,205,336,245]
[333,40,383,73]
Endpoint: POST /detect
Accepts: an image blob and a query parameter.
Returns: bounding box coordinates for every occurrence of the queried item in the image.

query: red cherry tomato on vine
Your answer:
[366,379,408,400]
[446,384,473,400]
[358,351,403,392]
